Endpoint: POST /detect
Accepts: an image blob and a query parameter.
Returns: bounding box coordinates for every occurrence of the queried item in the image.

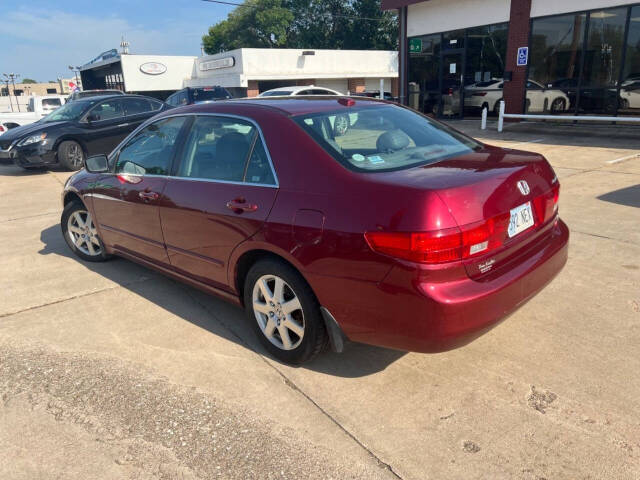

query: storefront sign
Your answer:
[409,38,422,54]
[199,57,235,71]
[517,47,529,66]
[139,62,167,75]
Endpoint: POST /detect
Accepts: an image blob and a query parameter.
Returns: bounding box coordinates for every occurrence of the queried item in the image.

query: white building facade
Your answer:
[79,48,399,99]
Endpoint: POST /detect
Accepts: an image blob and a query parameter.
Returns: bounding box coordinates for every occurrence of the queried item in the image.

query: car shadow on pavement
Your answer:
[38,224,406,377]
[0,161,49,176]
[597,184,640,208]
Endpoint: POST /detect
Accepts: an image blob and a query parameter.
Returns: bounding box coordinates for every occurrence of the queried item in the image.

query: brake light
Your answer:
[532,184,560,225]
[0,125,5,132]
[366,185,560,265]
[365,213,510,264]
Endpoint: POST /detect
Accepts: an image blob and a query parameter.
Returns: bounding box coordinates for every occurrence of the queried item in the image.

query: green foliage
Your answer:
[21,78,37,84]
[203,0,397,54]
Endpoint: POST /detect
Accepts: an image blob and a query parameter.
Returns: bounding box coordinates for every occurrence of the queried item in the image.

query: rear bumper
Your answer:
[311,218,569,353]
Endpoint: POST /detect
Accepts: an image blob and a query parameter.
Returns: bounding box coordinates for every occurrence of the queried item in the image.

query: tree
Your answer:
[21,78,37,84]
[202,0,397,54]
[202,0,294,53]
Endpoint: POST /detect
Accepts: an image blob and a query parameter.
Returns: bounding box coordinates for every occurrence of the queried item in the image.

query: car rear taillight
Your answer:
[365,186,560,265]
[0,126,5,132]
[365,213,509,264]
[472,92,488,97]
[532,184,560,225]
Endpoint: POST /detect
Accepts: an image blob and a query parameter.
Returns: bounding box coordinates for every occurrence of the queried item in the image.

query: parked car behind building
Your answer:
[166,86,232,107]
[258,85,342,97]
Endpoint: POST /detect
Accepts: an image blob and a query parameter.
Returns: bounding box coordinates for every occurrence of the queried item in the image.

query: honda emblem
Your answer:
[517,180,530,196]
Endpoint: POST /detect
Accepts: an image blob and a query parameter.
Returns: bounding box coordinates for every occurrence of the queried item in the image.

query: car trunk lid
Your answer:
[373,145,559,278]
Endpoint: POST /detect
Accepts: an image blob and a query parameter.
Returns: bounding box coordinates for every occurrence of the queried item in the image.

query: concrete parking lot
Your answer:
[1,120,639,480]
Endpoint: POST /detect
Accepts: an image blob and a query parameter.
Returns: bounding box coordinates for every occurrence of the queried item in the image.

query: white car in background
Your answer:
[619,78,640,110]
[464,79,569,114]
[258,85,342,97]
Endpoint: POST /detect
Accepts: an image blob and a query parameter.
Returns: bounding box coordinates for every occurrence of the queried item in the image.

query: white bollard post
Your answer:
[380,78,384,99]
[481,107,487,130]
[498,100,505,132]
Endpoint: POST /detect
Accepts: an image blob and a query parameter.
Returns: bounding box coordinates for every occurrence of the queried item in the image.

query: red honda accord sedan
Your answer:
[61,97,568,364]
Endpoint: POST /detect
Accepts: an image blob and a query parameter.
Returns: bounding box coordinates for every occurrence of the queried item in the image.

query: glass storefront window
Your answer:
[579,7,628,114]
[528,13,586,113]
[408,34,441,115]
[620,6,640,115]
[466,24,508,86]
[443,30,465,49]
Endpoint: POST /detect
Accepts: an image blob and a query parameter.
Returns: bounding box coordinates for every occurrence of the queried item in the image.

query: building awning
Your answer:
[381,0,426,10]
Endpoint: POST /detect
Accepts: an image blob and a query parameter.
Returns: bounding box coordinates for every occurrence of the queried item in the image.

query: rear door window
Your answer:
[88,99,124,121]
[175,116,257,182]
[122,97,152,116]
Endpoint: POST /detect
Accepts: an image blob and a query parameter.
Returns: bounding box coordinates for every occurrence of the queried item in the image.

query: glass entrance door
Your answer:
[441,52,464,118]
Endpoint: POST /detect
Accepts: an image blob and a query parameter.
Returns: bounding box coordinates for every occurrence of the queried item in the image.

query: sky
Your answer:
[0,0,231,82]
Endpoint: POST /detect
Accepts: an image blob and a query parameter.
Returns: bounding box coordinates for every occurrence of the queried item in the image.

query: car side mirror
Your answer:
[85,154,109,173]
[86,114,99,123]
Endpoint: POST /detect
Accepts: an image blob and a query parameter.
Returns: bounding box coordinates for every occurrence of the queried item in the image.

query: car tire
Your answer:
[61,200,110,262]
[244,258,328,364]
[57,140,85,171]
[493,99,503,116]
[620,98,630,109]
[551,98,566,113]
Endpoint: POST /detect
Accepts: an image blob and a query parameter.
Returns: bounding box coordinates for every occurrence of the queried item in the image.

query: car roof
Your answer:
[162,96,390,117]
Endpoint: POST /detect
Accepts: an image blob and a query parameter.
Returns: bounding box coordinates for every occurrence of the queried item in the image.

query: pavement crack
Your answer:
[0,277,153,320]
[183,287,404,480]
[571,229,639,247]
[1,211,60,223]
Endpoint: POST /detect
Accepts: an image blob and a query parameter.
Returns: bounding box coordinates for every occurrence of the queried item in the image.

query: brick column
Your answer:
[296,79,315,86]
[391,78,399,98]
[347,78,366,94]
[247,80,259,98]
[503,0,532,115]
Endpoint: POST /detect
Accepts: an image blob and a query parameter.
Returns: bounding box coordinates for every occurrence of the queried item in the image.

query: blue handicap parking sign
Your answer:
[517,47,528,66]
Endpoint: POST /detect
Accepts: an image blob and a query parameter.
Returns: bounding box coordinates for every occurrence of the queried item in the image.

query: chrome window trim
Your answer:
[108,112,280,188]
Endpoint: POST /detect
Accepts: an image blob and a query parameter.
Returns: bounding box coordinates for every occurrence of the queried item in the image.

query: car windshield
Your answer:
[260,91,292,97]
[191,87,231,102]
[294,105,481,172]
[40,100,94,123]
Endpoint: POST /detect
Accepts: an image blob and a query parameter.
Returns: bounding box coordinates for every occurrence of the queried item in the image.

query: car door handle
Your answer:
[117,123,129,127]
[226,197,258,213]
[139,191,160,202]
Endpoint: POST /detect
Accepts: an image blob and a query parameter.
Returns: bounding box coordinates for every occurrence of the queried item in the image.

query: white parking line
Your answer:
[607,153,640,164]
[505,138,545,147]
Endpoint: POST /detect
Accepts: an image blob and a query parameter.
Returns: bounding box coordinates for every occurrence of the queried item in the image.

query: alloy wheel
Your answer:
[252,274,304,351]
[67,209,102,256]
[68,143,83,168]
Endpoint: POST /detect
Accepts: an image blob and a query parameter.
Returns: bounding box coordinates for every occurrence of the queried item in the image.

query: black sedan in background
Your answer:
[0,94,170,170]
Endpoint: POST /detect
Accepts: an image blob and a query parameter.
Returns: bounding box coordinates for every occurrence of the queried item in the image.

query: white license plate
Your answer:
[508,202,534,238]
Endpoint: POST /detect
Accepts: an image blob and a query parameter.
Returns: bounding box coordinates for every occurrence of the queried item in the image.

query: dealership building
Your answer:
[79,48,398,99]
[384,0,640,119]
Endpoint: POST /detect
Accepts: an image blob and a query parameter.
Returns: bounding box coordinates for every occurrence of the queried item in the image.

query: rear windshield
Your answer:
[293,105,480,172]
[42,98,62,108]
[191,87,231,102]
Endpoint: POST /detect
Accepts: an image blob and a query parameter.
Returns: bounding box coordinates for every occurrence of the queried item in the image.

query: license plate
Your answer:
[508,202,534,238]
